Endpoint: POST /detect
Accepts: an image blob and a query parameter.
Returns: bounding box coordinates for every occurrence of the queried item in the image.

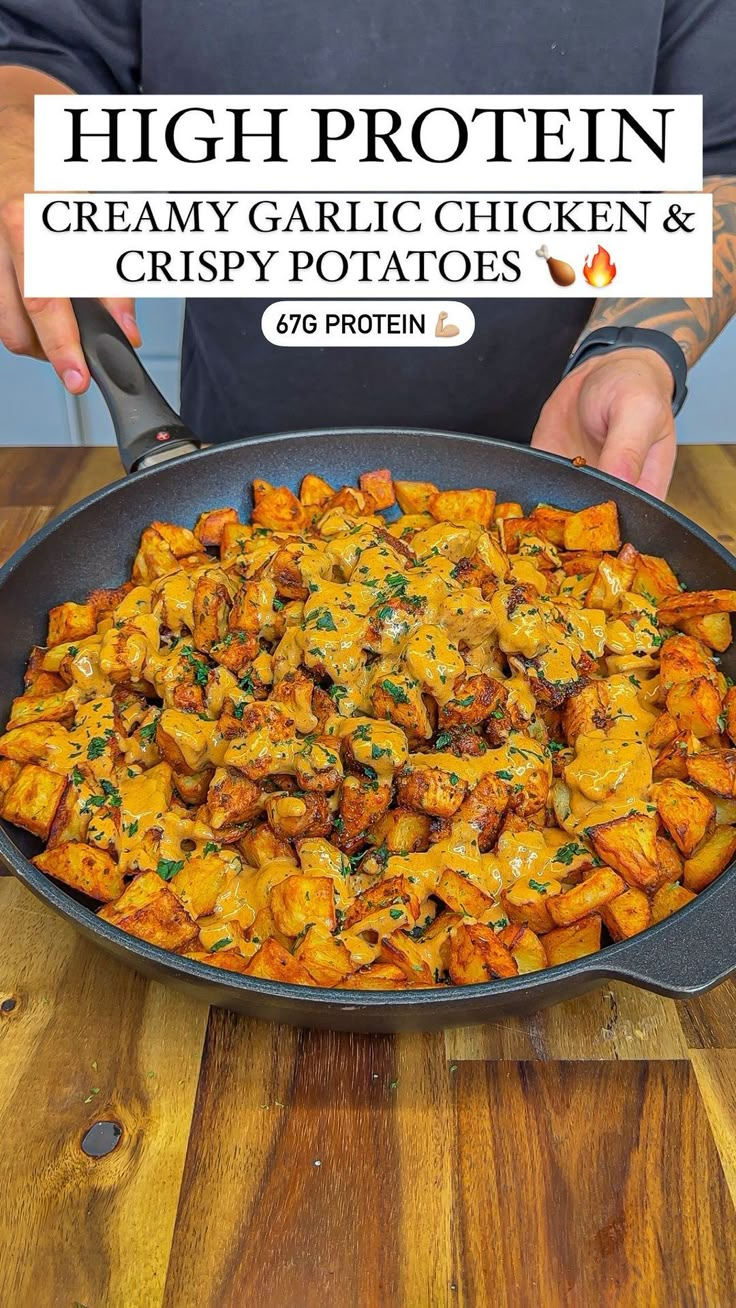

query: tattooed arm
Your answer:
[532,176,736,498]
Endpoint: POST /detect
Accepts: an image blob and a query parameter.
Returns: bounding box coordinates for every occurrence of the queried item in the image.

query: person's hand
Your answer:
[0,95,140,394]
[531,347,677,499]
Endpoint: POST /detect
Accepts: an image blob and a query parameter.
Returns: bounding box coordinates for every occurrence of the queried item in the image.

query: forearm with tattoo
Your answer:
[579,176,736,365]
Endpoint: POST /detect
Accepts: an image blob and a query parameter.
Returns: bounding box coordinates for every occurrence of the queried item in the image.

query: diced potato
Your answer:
[0,758,21,801]
[435,866,494,918]
[657,588,736,627]
[683,827,736,892]
[659,634,717,697]
[6,691,74,730]
[632,553,680,603]
[590,814,666,892]
[563,502,621,552]
[494,501,524,523]
[343,875,420,932]
[724,686,736,746]
[294,924,354,986]
[380,930,434,985]
[194,507,240,547]
[428,488,496,529]
[206,767,262,830]
[585,555,636,612]
[46,779,92,848]
[359,468,395,510]
[369,807,431,854]
[171,855,229,918]
[340,962,410,990]
[239,821,295,868]
[299,473,334,508]
[600,887,650,940]
[98,871,198,951]
[394,480,438,514]
[686,749,736,798]
[547,867,625,927]
[219,521,253,564]
[655,778,715,856]
[47,601,97,648]
[497,517,536,554]
[185,946,254,975]
[192,576,231,651]
[269,873,336,937]
[652,732,696,782]
[497,923,546,973]
[251,484,307,532]
[543,914,602,966]
[244,937,315,985]
[529,503,572,546]
[0,763,66,839]
[395,764,466,817]
[656,837,683,884]
[150,520,202,558]
[679,613,733,653]
[33,841,125,902]
[448,922,518,983]
[651,882,697,924]
[666,676,723,738]
[0,722,61,763]
[502,874,563,934]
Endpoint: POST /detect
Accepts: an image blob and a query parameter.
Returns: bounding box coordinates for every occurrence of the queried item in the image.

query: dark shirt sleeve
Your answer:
[0,1,140,94]
[656,0,736,177]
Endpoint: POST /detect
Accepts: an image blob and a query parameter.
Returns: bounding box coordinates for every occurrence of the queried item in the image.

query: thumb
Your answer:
[100,297,141,347]
[595,394,669,487]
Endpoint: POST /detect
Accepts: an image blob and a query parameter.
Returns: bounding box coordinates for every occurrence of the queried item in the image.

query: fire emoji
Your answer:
[583,245,617,288]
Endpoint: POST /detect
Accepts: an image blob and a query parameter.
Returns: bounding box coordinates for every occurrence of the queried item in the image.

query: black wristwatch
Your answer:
[562,326,688,416]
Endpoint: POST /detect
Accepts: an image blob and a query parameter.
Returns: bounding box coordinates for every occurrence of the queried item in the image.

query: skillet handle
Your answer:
[591,870,736,998]
[71,298,201,474]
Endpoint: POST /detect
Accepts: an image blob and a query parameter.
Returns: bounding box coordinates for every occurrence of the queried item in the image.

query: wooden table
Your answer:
[0,446,735,1308]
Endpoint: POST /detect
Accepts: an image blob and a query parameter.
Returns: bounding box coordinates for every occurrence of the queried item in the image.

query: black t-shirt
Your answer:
[2,0,736,444]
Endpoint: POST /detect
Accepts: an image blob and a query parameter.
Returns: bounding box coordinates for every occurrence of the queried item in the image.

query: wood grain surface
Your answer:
[1,446,735,1308]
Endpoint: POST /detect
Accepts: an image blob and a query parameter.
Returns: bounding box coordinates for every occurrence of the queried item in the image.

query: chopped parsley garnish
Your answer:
[239,673,255,695]
[495,769,514,781]
[628,675,641,688]
[233,702,245,720]
[210,937,232,952]
[329,684,348,702]
[449,772,460,786]
[491,707,505,719]
[381,679,409,704]
[435,732,452,749]
[86,736,108,760]
[528,878,550,894]
[156,857,184,881]
[353,724,371,741]
[71,766,84,786]
[272,597,285,611]
[388,907,404,920]
[639,587,658,606]
[314,611,337,632]
[203,841,220,855]
[455,694,475,708]
[371,743,391,759]
[139,716,160,742]
[333,815,344,833]
[125,819,139,837]
[180,645,210,686]
[553,842,588,866]
[68,646,79,656]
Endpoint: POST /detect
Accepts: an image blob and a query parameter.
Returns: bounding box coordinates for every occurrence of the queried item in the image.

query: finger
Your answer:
[0,245,44,359]
[595,393,670,486]
[637,428,677,500]
[100,297,141,347]
[1,196,89,392]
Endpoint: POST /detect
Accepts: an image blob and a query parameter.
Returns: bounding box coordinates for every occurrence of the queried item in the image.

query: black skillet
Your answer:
[0,299,734,1032]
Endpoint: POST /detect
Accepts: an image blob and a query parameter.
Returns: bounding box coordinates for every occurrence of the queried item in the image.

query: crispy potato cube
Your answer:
[448,922,518,983]
[185,946,254,975]
[494,501,524,522]
[547,867,625,927]
[335,776,392,854]
[656,837,683,884]
[600,887,650,940]
[192,576,231,651]
[299,473,334,508]
[47,601,97,648]
[394,480,438,514]
[562,682,610,746]
[497,923,547,973]
[560,550,604,577]
[194,507,239,547]
[150,520,202,558]
[666,677,723,738]
[529,503,572,546]
[340,962,411,990]
[219,521,253,564]
[343,875,420,932]
[380,930,434,985]
[651,882,697,924]
[590,813,666,891]
[724,687,736,746]
[428,488,496,529]
[171,856,229,918]
[686,749,736,798]
[6,691,74,730]
[421,910,462,974]
[46,778,92,848]
[655,779,715,856]
[657,588,736,627]
[243,937,315,985]
[0,758,21,801]
[652,732,697,781]
[497,517,537,554]
[632,553,680,603]
[648,712,679,751]
[436,866,495,918]
[563,502,620,552]
[543,914,602,967]
[294,924,354,985]
[680,613,733,653]
[173,768,214,807]
[359,468,395,510]
[0,722,62,764]
[269,874,336,937]
[33,841,125,902]
[585,556,636,613]
[502,874,563,934]
[206,767,262,830]
[683,827,736,892]
[369,807,431,853]
[252,484,307,532]
[0,763,66,839]
[98,871,198,951]
[239,821,295,868]
[659,635,717,697]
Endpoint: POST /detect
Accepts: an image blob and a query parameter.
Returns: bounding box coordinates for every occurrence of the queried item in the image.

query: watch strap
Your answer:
[562,326,688,416]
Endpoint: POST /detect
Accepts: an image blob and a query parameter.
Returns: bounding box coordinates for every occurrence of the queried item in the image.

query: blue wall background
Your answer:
[0,300,733,446]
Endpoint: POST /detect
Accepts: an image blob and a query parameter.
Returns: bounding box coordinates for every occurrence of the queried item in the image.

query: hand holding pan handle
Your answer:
[71,298,202,474]
[584,868,736,998]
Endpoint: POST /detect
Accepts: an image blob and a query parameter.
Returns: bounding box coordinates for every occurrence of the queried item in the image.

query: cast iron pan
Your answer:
[0,300,733,1032]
